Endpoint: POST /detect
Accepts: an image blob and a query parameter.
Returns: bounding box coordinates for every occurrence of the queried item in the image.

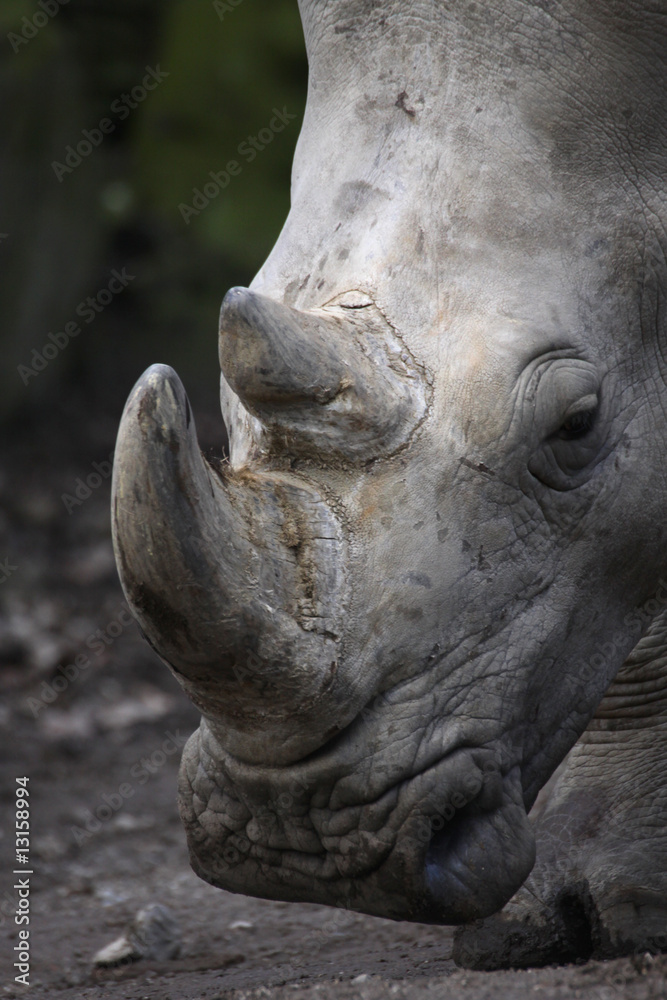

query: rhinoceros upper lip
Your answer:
[190,717,534,924]
[200,703,507,826]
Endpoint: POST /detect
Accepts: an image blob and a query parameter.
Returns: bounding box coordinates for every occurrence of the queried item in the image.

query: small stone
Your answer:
[96,690,176,730]
[92,903,181,967]
[32,833,67,860]
[92,935,140,968]
[229,920,254,930]
[110,812,156,832]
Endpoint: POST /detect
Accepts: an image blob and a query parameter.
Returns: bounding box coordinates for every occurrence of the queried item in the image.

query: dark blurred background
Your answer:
[0,0,306,752]
[1,0,307,444]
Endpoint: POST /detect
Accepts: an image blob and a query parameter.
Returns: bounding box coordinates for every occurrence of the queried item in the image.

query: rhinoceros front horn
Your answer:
[111,360,356,764]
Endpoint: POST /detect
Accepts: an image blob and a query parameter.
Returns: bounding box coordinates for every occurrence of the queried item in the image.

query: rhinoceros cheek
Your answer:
[423,768,536,923]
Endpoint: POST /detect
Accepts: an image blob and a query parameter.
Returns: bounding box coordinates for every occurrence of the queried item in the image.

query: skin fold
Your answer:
[111,0,667,961]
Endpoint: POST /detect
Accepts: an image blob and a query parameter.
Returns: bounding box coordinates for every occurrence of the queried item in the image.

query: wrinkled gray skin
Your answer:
[111,0,667,968]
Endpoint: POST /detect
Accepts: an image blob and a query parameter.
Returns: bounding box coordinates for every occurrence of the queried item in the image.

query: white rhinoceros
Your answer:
[111,0,667,968]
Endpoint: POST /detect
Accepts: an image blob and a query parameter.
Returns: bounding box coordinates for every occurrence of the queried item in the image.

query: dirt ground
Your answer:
[1,416,666,1000]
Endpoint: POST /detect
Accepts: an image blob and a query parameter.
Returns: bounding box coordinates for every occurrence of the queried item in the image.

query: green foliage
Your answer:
[0,0,32,31]
[134,0,306,269]
[1,0,307,421]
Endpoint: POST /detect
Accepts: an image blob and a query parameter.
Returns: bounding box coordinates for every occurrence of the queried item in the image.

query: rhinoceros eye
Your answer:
[527,364,609,490]
[558,394,598,441]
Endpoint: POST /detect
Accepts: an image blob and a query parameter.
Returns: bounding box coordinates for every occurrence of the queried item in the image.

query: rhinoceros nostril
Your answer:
[423,768,536,923]
[218,286,430,461]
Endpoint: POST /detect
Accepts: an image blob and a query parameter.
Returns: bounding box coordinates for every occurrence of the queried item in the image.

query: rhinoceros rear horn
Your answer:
[219,287,429,461]
[111,364,349,764]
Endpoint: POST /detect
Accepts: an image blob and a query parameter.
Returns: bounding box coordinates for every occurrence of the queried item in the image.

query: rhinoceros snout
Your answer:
[178,723,537,925]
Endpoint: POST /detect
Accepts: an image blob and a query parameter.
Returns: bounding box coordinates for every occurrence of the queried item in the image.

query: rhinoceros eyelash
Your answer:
[557,394,599,440]
[559,409,596,439]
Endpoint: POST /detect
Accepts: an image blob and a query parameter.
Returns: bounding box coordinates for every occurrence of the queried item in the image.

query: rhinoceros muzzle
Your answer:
[111,283,540,920]
[176,715,535,923]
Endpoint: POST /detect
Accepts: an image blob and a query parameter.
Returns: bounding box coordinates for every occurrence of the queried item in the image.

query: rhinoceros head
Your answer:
[112,0,667,922]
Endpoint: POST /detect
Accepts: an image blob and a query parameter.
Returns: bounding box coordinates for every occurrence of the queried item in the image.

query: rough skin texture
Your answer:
[455,617,667,966]
[111,0,667,965]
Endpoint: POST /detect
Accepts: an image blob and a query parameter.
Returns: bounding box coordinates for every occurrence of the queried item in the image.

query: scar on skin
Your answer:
[460,457,496,477]
[395,91,416,117]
